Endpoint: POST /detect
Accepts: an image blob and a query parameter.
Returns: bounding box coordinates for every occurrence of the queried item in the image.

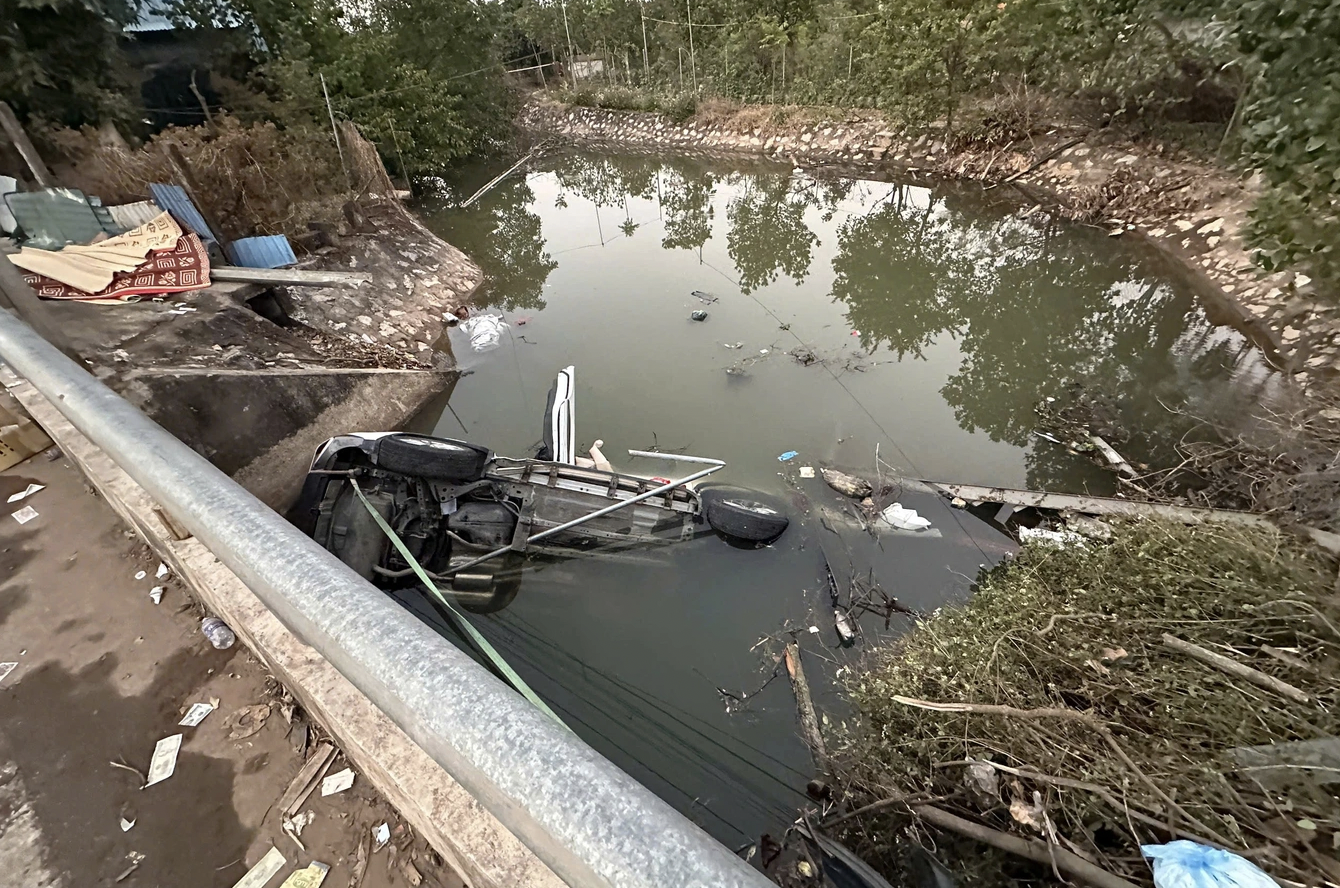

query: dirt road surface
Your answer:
[0,450,463,888]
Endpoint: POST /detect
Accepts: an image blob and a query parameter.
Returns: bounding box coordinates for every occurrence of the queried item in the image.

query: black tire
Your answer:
[698,485,789,544]
[376,434,489,481]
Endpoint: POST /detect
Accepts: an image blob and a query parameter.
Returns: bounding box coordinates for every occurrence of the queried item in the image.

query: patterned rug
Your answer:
[21,233,211,302]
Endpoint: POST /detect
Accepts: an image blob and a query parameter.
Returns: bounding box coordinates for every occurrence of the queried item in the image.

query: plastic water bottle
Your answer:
[201,617,236,650]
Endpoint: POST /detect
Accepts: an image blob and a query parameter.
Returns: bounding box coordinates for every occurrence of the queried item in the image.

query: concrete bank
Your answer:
[2,367,564,888]
[519,97,1338,384]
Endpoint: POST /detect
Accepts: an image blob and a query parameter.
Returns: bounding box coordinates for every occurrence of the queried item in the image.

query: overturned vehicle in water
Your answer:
[290,367,790,613]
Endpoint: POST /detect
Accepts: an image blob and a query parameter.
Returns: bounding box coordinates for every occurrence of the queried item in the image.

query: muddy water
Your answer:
[406,151,1275,849]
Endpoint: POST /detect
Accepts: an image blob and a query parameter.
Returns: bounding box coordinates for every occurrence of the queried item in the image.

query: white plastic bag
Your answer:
[459,314,508,352]
[1141,841,1276,888]
[880,503,931,531]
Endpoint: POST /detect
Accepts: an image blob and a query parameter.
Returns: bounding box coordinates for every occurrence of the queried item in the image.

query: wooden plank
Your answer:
[277,741,336,816]
[210,267,370,289]
[924,480,1272,528]
[784,642,829,776]
[0,101,54,188]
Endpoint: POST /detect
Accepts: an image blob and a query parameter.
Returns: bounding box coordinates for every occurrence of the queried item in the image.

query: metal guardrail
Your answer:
[0,308,775,888]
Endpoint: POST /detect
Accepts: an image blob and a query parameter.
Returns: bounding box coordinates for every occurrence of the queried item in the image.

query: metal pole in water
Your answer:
[0,308,773,888]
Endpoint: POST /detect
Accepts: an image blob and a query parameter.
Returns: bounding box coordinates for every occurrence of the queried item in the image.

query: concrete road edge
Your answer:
[5,372,566,888]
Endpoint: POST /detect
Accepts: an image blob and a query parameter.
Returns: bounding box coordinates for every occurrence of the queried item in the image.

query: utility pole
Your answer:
[560,0,578,89]
[685,0,698,93]
[319,73,350,189]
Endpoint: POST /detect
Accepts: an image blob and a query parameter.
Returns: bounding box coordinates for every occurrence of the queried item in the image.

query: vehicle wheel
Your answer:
[698,486,789,544]
[376,434,489,481]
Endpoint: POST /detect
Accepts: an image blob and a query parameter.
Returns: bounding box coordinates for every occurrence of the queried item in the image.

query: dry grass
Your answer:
[836,518,1340,887]
[56,116,349,240]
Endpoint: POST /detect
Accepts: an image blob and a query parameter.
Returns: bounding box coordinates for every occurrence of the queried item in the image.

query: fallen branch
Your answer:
[911,804,1141,888]
[1089,435,1139,479]
[891,695,1234,847]
[786,642,830,776]
[987,136,1088,189]
[1162,634,1309,704]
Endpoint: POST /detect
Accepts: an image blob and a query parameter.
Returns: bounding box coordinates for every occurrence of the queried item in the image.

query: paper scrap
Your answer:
[134,570,147,580]
[807,626,820,634]
[149,586,164,605]
[279,862,330,888]
[373,822,390,850]
[155,562,169,579]
[0,663,16,684]
[11,506,37,525]
[179,701,217,727]
[320,767,355,796]
[879,503,932,531]
[6,483,44,503]
[283,810,315,837]
[120,817,135,832]
[799,466,815,478]
[231,846,287,888]
[145,733,183,787]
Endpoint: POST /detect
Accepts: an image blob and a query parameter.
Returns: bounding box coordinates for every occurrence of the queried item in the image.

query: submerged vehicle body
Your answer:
[290,367,789,612]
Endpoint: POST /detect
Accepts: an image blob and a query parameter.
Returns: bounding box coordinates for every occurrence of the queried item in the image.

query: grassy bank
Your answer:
[836,519,1340,886]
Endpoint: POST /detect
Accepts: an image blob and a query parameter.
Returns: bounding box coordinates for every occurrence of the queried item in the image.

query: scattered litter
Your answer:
[155,562,169,579]
[759,349,769,356]
[231,845,287,888]
[689,310,708,321]
[179,701,217,727]
[1018,526,1086,547]
[850,330,859,336]
[11,506,38,525]
[115,851,145,883]
[120,816,135,832]
[691,290,718,304]
[515,316,531,325]
[134,570,147,580]
[373,822,391,851]
[778,451,798,461]
[820,468,872,499]
[458,314,508,352]
[0,662,16,684]
[320,767,355,796]
[45,446,61,461]
[950,496,967,508]
[397,858,423,887]
[964,760,999,802]
[149,586,164,605]
[799,466,815,479]
[1142,841,1275,888]
[723,341,743,349]
[201,616,236,650]
[834,608,856,644]
[145,733,183,787]
[6,483,43,503]
[284,811,315,837]
[278,862,330,888]
[879,503,932,531]
[224,703,272,740]
[807,626,820,634]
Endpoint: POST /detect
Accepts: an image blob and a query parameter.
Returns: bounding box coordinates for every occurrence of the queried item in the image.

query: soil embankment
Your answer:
[43,195,483,509]
[520,96,1338,383]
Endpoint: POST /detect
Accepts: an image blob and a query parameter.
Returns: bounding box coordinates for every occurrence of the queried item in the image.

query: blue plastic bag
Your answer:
[1141,841,1276,888]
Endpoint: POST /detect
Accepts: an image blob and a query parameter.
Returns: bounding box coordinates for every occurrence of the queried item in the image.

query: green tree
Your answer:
[0,0,138,127]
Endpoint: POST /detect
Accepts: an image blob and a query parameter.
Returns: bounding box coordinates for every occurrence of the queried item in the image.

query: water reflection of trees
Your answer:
[425,177,556,311]
[442,153,1256,488]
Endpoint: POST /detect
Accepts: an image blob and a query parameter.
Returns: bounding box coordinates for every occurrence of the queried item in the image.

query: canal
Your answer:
[398,149,1275,851]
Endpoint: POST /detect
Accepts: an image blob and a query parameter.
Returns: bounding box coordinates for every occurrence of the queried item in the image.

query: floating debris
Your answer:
[820,468,872,499]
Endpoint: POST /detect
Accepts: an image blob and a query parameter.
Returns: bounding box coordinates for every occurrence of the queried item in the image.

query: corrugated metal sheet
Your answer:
[125,0,175,32]
[108,201,162,231]
[149,184,216,245]
[4,189,106,249]
[227,235,297,269]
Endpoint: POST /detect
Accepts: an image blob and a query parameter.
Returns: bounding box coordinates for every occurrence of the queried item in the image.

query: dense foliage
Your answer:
[515,0,1340,298]
[0,0,138,127]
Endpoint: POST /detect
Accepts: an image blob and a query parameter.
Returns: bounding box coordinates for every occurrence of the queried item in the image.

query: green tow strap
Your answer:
[349,478,568,729]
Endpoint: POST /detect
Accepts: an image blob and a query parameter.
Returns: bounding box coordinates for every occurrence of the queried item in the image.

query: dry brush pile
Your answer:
[836,519,1340,887]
